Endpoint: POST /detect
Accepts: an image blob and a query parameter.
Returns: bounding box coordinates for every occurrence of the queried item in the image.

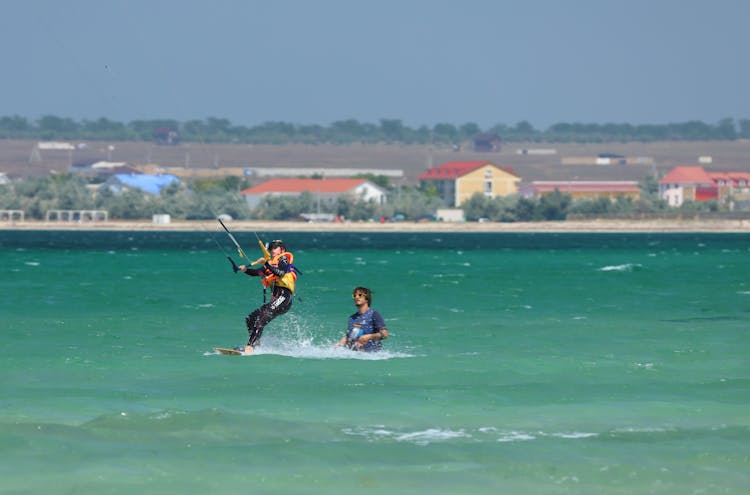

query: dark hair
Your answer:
[267,239,286,250]
[352,286,372,304]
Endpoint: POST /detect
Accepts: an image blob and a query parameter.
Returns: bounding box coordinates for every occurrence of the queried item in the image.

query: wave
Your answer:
[340,424,750,445]
[341,425,600,445]
[6,411,748,451]
[598,263,642,272]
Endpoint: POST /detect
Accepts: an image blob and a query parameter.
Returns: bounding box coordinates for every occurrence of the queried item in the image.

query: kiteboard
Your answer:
[213,347,243,355]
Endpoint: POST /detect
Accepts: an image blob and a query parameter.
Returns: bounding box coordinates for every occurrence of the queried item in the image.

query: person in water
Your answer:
[334,286,389,352]
[238,239,298,355]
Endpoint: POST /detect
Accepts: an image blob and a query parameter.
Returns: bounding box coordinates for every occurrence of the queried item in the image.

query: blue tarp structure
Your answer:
[111,174,180,195]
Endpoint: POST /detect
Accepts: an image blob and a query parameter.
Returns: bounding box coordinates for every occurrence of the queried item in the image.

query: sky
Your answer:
[3,0,749,130]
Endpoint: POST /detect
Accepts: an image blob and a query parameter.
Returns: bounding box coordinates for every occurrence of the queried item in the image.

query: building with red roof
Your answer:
[240,178,387,209]
[520,181,640,201]
[659,166,750,207]
[418,161,519,207]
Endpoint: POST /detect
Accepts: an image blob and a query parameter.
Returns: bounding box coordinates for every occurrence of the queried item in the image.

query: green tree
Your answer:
[513,197,539,221]
[385,186,443,220]
[715,118,737,140]
[379,119,406,142]
[462,193,493,221]
[432,123,459,144]
[82,118,127,138]
[462,193,522,222]
[330,119,369,142]
[739,119,750,139]
[639,173,660,199]
[334,194,356,219]
[37,115,80,138]
[459,122,481,140]
[105,189,153,219]
[253,191,316,220]
[568,197,613,216]
[0,115,33,137]
[510,121,537,141]
[347,197,379,221]
[54,176,94,210]
[537,190,571,220]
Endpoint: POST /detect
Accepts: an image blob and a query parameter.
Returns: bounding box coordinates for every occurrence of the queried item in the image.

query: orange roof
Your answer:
[527,181,640,192]
[418,161,517,180]
[659,166,714,185]
[708,172,731,181]
[709,171,750,184]
[241,178,370,195]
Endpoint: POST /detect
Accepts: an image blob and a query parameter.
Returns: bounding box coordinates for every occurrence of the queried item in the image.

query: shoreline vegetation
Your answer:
[3,115,747,145]
[2,218,749,233]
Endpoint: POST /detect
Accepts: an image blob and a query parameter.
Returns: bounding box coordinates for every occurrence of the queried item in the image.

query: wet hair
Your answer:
[267,239,286,251]
[352,286,372,304]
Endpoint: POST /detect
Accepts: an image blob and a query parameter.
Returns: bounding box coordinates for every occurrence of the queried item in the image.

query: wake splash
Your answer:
[206,344,412,360]
[207,313,413,360]
[598,263,642,272]
[205,337,413,360]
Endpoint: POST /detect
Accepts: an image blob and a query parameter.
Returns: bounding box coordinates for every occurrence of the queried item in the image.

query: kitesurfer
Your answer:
[238,239,298,355]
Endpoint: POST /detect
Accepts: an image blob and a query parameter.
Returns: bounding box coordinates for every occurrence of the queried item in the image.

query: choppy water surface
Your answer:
[2,231,749,494]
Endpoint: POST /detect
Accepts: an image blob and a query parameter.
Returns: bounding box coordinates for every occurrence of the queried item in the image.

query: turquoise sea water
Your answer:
[1,231,749,494]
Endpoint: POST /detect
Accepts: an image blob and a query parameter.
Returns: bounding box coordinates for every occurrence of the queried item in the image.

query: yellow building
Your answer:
[418,161,520,207]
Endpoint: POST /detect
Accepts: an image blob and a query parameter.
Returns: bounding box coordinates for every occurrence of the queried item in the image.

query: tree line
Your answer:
[1,114,749,145]
[0,173,721,224]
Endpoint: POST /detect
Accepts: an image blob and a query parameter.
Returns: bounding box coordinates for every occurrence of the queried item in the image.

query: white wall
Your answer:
[660,185,683,207]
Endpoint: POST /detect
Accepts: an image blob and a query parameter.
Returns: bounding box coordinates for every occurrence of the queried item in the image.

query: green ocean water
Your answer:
[1,231,749,494]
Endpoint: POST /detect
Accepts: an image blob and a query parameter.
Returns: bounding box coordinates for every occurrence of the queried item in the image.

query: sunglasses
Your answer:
[352,293,368,299]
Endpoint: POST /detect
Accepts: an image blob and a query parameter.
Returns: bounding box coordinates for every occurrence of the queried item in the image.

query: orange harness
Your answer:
[261,252,297,294]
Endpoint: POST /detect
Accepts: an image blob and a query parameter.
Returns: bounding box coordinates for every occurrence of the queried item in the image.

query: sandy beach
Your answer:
[2,218,749,233]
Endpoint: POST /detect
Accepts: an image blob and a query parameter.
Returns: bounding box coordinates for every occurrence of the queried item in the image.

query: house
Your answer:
[70,160,139,177]
[240,178,387,208]
[659,165,750,207]
[473,133,501,152]
[104,173,180,195]
[418,161,519,207]
[153,127,180,145]
[707,171,750,209]
[659,166,715,207]
[520,181,641,201]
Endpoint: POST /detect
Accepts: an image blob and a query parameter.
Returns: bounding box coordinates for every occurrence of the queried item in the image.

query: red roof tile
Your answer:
[709,171,750,184]
[528,181,640,192]
[241,178,370,195]
[659,166,714,185]
[418,161,517,180]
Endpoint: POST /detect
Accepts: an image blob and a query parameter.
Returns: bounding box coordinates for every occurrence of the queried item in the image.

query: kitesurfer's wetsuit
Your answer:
[243,253,296,347]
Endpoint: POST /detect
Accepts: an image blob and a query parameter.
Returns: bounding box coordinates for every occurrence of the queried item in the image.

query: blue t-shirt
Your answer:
[347,308,386,352]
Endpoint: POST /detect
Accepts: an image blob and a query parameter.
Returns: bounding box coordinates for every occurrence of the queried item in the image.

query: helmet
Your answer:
[267,239,285,250]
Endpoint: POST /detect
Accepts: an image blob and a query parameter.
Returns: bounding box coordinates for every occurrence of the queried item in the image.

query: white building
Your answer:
[240,178,387,208]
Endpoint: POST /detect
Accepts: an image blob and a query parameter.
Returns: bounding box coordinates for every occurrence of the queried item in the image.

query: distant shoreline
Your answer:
[2,219,749,233]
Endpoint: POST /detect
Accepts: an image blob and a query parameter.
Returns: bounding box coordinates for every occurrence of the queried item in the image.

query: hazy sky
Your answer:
[3,0,748,130]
